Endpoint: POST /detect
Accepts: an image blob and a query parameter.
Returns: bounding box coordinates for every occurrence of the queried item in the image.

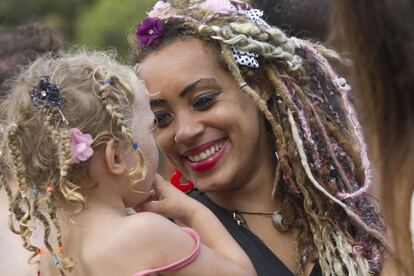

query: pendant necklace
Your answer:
[231,209,288,232]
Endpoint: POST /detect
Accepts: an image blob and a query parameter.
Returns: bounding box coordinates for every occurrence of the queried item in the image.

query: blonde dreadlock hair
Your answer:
[129,0,388,274]
[0,51,147,274]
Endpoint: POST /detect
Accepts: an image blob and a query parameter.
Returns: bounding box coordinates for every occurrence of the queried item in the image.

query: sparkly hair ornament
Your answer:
[29,75,94,164]
[29,75,62,109]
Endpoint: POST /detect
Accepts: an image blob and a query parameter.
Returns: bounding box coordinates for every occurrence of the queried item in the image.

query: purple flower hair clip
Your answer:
[136,17,164,47]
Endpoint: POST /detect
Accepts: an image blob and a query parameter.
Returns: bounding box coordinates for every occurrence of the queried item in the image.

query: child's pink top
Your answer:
[134,227,201,276]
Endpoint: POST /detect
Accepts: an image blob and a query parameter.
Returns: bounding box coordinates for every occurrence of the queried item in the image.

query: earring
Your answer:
[174,135,178,143]
[170,169,194,192]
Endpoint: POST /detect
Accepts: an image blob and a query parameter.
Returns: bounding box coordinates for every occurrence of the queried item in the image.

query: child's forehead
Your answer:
[132,83,151,111]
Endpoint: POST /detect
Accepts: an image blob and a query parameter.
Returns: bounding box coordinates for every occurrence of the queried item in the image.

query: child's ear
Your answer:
[105,139,128,175]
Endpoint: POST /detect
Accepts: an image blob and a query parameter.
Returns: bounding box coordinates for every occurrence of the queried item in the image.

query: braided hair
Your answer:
[129,1,387,274]
[0,51,147,274]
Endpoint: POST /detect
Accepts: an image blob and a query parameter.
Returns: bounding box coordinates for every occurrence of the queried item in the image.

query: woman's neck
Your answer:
[207,159,280,213]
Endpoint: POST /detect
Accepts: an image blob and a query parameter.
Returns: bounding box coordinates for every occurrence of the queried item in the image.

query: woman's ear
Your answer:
[105,139,128,176]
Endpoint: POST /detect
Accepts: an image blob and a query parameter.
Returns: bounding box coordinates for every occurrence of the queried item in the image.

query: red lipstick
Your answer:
[182,138,227,172]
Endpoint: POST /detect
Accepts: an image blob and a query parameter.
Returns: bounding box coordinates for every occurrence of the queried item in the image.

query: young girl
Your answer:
[0,51,255,275]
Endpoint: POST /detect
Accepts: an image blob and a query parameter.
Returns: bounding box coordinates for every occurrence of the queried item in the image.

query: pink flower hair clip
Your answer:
[70,128,94,164]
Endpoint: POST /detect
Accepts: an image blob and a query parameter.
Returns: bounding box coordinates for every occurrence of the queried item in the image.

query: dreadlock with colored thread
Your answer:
[0,51,147,275]
[129,0,388,274]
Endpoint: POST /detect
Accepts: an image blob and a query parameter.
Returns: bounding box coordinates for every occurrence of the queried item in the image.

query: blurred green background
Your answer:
[0,0,157,58]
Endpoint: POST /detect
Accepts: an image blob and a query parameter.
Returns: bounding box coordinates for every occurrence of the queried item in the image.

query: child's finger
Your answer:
[153,174,176,197]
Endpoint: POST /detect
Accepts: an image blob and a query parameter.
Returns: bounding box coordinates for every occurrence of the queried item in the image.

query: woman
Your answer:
[332,1,414,274]
[130,1,387,275]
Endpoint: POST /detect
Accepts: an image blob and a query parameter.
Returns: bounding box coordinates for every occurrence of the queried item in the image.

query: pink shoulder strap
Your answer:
[134,227,201,276]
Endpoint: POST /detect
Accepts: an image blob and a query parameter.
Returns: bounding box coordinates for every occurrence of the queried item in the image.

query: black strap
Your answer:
[188,189,322,276]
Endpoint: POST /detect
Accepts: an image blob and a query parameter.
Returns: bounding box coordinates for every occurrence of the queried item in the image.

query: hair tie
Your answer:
[103,78,113,85]
[239,82,248,90]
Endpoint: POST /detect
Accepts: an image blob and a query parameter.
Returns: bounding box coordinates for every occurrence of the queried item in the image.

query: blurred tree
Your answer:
[0,0,155,58]
[0,0,96,41]
[75,0,156,58]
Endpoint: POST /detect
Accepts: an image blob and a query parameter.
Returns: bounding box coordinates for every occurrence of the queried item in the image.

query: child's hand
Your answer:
[140,174,202,225]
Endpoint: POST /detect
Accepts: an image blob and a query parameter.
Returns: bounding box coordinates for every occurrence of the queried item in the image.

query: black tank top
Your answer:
[188,189,322,276]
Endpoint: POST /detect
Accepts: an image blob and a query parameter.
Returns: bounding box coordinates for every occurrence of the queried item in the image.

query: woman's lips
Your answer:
[182,138,227,172]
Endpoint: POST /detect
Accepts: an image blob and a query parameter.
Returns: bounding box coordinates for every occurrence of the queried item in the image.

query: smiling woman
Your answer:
[130,1,388,275]
[140,41,272,194]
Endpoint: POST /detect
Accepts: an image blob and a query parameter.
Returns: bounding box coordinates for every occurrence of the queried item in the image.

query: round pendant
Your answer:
[272,211,288,232]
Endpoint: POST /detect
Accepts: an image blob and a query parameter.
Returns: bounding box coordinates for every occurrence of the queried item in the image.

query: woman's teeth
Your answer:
[188,143,223,162]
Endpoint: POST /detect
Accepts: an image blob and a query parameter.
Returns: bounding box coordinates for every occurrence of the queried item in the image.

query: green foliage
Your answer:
[75,0,156,58]
[0,0,156,58]
[0,0,95,40]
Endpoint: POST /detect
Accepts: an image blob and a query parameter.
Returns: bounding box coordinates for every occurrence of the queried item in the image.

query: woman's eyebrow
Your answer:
[150,78,218,107]
[179,77,218,98]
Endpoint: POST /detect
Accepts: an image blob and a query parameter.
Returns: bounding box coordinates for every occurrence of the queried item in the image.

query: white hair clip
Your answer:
[229,5,269,68]
[232,48,259,68]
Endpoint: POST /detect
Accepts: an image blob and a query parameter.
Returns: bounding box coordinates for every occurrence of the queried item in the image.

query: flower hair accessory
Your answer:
[29,75,70,124]
[29,76,62,108]
[136,17,165,47]
[138,0,266,68]
[70,128,94,164]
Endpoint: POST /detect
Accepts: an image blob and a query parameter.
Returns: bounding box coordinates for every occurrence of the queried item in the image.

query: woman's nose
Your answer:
[173,114,204,145]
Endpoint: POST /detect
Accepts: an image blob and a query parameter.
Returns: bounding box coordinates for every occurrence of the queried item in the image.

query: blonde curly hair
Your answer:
[0,50,147,274]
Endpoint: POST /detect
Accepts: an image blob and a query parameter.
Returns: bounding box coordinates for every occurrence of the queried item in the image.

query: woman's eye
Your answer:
[153,111,173,128]
[192,90,222,111]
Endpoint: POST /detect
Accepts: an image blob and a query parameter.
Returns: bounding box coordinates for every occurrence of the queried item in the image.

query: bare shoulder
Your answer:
[117,212,196,270]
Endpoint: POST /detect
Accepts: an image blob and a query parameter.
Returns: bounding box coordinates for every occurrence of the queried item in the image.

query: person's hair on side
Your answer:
[0,22,64,88]
[331,0,414,274]
[251,0,333,41]
[129,1,389,274]
[0,50,147,273]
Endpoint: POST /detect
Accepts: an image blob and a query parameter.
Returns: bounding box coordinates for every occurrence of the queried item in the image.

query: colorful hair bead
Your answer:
[52,258,60,265]
[103,78,113,85]
[133,143,139,150]
[47,186,54,193]
[32,188,40,197]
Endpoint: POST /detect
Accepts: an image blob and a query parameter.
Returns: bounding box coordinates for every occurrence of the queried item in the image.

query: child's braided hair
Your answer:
[0,51,147,274]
